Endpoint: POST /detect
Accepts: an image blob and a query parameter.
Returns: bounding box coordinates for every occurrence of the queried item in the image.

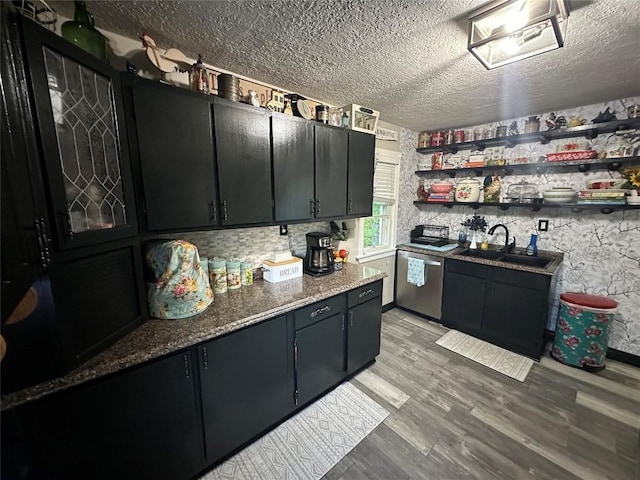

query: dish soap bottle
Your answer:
[526,234,538,256]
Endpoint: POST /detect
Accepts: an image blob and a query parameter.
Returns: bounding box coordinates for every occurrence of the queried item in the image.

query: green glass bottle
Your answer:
[61,1,108,61]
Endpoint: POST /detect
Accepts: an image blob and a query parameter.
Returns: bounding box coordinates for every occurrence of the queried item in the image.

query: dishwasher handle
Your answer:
[423,260,441,267]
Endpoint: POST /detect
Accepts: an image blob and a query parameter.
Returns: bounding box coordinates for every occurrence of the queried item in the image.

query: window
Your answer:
[359,150,400,257]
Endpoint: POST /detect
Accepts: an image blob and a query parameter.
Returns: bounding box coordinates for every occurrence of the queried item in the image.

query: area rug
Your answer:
[436,330,534,382]
[201,382,389,480]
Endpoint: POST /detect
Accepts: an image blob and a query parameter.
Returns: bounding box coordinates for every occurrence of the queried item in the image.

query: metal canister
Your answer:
[226,260,241,290]
[454,130,465,143]
[241,261,253,286]
[474,128,485,141]
[209,258,228,294]
[315,104,329,124]
[217,73,240,101]
[444,130,455,145]
[418,131,431,148]
[431,131,444,147]
[496,125,507,138]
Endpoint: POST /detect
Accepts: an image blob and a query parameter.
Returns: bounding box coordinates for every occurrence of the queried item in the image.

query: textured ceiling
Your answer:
[51,0,640,131]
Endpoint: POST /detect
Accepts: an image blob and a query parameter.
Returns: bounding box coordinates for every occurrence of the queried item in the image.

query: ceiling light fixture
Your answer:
[468,0,569,69]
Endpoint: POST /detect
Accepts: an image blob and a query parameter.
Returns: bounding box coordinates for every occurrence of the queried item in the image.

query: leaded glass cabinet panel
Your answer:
[22,17,137,249]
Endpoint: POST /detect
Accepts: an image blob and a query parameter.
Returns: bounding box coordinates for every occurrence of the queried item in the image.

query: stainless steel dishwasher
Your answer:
[396,250,444,320]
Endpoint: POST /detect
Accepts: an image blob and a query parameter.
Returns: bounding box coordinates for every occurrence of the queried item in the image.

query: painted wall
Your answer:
[397,98,640,356]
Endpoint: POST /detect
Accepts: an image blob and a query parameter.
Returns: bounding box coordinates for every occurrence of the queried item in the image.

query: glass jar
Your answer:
[226,260,241,290]
[241,261,253,286]
[209,258,228,294]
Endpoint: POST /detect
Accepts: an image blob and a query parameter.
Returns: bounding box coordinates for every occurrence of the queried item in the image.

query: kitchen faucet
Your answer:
[488,224,515,253]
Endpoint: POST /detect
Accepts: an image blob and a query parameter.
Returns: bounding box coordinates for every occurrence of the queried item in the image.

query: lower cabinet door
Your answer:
[441,270,486,331]
[14,351,204,480]
[199,316,291,463]
[347,296,382,374]
[296,312,346,406]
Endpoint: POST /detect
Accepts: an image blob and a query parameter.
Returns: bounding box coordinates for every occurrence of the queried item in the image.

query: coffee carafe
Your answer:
[304,232,334,276]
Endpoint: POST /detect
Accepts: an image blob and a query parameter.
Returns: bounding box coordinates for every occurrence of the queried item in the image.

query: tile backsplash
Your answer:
[152,222,331,265]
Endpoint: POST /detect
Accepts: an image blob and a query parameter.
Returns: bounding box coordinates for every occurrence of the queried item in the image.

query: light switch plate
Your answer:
[538,219,549,231]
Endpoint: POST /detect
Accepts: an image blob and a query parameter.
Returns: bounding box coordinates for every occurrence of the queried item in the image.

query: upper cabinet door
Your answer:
[214,98,272,226]
[130,79,218,232]
[272,115,314,223]
[347,131,375,217]
[21,18,137,250]
[315,125,348,219]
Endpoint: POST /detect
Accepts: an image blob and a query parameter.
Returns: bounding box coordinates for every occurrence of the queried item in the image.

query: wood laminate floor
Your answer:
[322,308,640,480]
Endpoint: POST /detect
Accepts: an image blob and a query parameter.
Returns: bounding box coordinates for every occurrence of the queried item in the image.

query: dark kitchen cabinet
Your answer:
[483,268,551,358]
[21,17,138,250]
[272,115,315,223]
[1,14,145,395]
[295,311,346,406]
[442,260,487,332]
[347,281,382,374]
[13,350,204,480]
[128,78,218,231]
[1,11,49,321]
[442,258,553,359]
[214,97,273,226]
[347,130,375,217]
[314,124,348,219]
[198,315,292,463]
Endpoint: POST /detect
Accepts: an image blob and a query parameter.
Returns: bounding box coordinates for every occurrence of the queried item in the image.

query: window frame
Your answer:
[356,148,400,261]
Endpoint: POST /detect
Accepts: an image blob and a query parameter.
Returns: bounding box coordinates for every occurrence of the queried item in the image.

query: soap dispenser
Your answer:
[526,234,538,256]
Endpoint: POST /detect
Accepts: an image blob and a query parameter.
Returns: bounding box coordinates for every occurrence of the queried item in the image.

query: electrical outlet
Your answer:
[279,225,288,236]
[538,219,549,232]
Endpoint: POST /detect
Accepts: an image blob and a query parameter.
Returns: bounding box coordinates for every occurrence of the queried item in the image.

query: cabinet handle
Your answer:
[350,310,354,327]
[201,346,208,370]
[310,199,315,216]
[34,217,51,270]
[315,199,320,215]
[210,201,217,223]
[293,338,298,405]
[222,200,228,221]
[348,198,353,213]
[358,288,374,298]
[59,210,73,240]
[183,353,191,379]
[311,305,331,318]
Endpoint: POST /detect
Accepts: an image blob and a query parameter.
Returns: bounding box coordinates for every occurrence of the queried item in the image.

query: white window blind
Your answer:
[373,161,398,203]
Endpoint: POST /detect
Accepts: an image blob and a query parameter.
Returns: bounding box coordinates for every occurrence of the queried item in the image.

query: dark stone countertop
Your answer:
[1,264,386,410]
[396,243,563,276]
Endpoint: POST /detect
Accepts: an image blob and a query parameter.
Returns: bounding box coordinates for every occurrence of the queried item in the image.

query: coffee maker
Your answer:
[304,232,334,276]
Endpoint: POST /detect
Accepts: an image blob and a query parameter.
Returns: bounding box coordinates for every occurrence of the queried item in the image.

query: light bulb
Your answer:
[501,35,524,55]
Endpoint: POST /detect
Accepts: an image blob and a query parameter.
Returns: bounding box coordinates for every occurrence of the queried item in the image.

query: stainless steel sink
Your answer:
[456,248,554,269]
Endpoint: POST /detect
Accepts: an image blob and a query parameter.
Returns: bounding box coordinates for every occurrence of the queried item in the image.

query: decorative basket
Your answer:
[546,150,597,162]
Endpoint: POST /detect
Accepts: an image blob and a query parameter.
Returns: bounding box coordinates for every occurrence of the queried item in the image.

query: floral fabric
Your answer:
[145,240,213,319]
[551,298,616,369]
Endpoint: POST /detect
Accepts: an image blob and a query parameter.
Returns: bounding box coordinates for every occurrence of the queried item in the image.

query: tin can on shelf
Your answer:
[315,104,329,124]
[418,131,431,148]
[430,131,444,147]
[496,125,507,138]
[474,128,485,141]
[209,258,228,294]
[454,130,465,143]
[241,261,253,286]
[431,152,443,170]
[226,259,241,290]
[444,130,455,145]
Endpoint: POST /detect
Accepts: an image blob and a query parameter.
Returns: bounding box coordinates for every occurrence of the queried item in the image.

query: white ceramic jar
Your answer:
[455,179,481,202]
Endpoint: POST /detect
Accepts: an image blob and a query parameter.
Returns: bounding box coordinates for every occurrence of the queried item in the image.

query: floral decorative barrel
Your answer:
[552,293,617,371]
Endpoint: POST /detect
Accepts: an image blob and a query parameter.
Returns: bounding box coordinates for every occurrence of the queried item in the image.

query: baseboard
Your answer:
[606,348,640,367]
[382,302,396,313]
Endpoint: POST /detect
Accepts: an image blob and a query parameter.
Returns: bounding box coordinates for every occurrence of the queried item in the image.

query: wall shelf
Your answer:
[415,156,640,178]
[416,118,640,155]
[413,200,640,215]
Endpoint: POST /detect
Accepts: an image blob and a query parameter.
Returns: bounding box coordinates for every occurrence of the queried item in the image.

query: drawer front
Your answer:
[445,258,488,279]
[295,294,345,330]
[347,280,382,308]
[494,266,550,291]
